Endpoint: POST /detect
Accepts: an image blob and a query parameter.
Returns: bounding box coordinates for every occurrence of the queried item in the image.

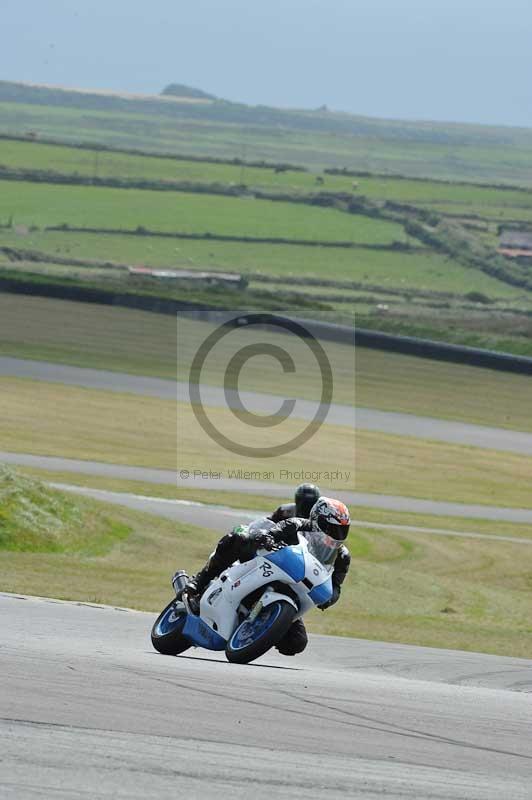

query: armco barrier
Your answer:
[1,275,531,375]
[194,314,532,376]
[353,327,532,375]
[179,311,532,376]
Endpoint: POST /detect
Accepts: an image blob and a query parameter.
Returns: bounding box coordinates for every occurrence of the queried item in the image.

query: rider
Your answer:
[268,482,321,523]
[184,496,351,656]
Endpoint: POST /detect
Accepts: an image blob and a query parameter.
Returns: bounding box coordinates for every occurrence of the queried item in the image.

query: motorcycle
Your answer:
[151,519,335,664]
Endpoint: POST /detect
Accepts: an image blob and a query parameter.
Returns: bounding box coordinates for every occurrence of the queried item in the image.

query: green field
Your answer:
[0,137,331,193]
[2,137,532,211]
[421,202,532,224]
[7,261,523,315]
[6,140,532,216]
[0,227,523,298]
[4,137,532,224]
[1,129,532,352]
[0,179,407,245]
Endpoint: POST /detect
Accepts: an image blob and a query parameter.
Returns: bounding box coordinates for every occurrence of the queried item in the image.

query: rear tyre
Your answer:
[151,599,191,655]
[226,600,296,664]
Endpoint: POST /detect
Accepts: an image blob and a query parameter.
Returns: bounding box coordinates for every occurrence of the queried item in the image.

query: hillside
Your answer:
[1,78,532,355]
[2,80,532,184]
[161,83,218,101]
[1,132,532,354]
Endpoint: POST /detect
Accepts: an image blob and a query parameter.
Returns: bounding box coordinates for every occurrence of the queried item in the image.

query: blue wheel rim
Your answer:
[230,602,282,651]
[155,603,186,637]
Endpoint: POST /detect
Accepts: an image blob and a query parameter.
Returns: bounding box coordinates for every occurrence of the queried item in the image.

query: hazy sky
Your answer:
[3,0,532,128]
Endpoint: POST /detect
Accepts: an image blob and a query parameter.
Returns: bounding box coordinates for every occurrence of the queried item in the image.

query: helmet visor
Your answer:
[317,515,350,541]
[304,529,342,566]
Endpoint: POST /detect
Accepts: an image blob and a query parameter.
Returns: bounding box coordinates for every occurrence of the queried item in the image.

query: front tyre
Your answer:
[226,600,296,664]
[151,599,191,655]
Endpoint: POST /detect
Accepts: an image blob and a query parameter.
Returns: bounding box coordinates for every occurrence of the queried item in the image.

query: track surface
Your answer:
[1,594,531,799]
[2,356,532,454]
[4,450,532,524]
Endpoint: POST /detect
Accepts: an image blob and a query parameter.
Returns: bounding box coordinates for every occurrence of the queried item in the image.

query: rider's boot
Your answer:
[184,565,216,614]
[183,535,239,614]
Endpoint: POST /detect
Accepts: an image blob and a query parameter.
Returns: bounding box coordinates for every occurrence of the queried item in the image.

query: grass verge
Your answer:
[0,465,130,554]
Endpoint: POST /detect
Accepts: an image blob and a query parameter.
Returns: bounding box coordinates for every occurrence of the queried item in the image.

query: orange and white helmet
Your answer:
[309,497,350,541]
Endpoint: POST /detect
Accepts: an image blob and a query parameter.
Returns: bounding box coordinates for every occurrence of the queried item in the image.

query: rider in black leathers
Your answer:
[184,498,351,656]
[268,482,321,524]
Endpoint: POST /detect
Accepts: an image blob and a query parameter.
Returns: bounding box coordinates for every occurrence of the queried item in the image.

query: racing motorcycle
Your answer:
[151,519,335,664]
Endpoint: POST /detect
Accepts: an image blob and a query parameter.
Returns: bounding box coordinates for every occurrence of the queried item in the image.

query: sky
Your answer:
[3,0,532,128]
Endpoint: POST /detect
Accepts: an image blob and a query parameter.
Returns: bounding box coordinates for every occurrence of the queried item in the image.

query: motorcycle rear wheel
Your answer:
[226,600,296,664]
[151,599,191,655]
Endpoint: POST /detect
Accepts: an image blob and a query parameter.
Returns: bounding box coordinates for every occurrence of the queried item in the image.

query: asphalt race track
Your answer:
[2,356,532,455]
[1,594,531,799]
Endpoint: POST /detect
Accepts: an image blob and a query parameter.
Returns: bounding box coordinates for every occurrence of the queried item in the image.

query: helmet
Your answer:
[295,483,321,518]
[309,497,350,541]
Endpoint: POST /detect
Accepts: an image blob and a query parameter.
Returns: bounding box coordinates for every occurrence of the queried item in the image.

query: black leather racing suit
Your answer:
[196,517,351,656]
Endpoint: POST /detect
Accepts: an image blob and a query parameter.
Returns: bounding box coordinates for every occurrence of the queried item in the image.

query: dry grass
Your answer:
[310,523,532,658]
[0,293,178,378]
[1,294,531,432]
[0,378,355,490]
[354,429,532,508]
[355,346,532,433]
[3,379,532,506]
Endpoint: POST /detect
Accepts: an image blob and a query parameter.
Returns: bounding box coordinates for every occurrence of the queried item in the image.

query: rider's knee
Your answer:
[276,622,308,656]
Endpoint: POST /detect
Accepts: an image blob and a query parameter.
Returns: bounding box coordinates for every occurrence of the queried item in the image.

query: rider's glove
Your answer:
[318,584,340,610]
[250,531,276,551]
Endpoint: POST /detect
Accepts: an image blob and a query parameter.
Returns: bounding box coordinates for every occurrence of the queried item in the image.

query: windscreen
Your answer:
[247,517,278,536]
[303,529,342,566]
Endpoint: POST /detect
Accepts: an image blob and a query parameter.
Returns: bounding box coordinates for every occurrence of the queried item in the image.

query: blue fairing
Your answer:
[267,545,306,582]
[309,576,333,606]
[183,614,227,650]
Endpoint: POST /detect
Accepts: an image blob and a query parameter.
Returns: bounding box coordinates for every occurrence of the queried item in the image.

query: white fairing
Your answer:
[198,533,332,642]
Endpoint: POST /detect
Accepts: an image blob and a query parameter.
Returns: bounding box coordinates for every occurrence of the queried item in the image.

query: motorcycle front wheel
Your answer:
[151,599,191,655]
[226,600,296,664]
